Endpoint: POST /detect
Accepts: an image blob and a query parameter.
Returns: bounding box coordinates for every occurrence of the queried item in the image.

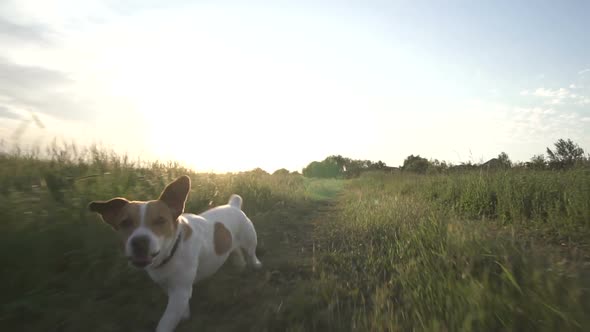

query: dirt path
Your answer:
[174,198,340,332]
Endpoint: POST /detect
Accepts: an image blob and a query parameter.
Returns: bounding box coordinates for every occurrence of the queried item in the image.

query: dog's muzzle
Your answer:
[128,236,158,268]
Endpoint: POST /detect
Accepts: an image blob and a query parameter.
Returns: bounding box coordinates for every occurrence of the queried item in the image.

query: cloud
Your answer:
[521,86,589,106]
[0,105,22,120]
[0,57,91,121]
[530,87,571,105]
[0,56,69,86]
[445,99,588,165]
[507,106,586,143]
[579,69,590,75]
[0,17,51,44]
[531,87,569,98]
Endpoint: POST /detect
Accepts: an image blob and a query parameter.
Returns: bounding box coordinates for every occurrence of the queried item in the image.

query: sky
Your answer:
[0,0,589,173]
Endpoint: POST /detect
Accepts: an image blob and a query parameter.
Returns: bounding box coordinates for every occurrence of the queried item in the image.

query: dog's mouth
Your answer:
[130,258,151,268]
[128,251,160,268]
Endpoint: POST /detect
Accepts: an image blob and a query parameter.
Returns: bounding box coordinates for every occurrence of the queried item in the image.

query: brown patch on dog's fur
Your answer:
[88,198,130,229]
[213,222,232,255]
[115,203,141,241]
[89,200,143,246]
[89,175,192,242]
[89,199,179,245]
[144,200,178,238]
[159,175,191,220]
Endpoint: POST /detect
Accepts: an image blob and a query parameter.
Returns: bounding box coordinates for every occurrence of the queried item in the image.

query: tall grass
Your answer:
[0,144,312,331]
[2,144,589,331]
[313,171,590,331]
[419,170,589,229]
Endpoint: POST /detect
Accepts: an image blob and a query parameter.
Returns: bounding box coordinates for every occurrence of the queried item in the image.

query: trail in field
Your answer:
[175,197,340,332]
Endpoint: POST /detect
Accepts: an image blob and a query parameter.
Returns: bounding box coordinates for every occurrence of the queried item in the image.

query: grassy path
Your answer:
[4,151,589,332]
[175,189,342,331]
[0,173,345,332]
[6,169,587,331]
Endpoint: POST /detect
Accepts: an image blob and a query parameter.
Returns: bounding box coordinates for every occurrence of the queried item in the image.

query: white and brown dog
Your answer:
[88,175,262,332]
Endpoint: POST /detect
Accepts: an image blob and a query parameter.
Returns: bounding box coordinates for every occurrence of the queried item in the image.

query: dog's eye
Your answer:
[120,218,133,229]
[154,217,167,225]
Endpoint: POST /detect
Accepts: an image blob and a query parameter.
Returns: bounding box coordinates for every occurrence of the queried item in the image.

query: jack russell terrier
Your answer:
[88,175,262,332]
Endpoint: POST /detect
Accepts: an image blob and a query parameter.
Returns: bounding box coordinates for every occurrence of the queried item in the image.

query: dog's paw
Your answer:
[252,260,263,270]
[181,307,191,321]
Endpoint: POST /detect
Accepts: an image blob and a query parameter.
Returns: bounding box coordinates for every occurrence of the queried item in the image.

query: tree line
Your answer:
[302,138,589,178]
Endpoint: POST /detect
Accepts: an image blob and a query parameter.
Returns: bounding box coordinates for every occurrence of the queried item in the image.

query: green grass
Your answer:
[1,146,589,331]
[312,171,590,331]
[0,146,323,331]
[304,178,345,201]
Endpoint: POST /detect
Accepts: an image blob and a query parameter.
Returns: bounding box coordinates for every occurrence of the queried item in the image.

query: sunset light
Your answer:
[1,1,589,173]
[3,2,590,331]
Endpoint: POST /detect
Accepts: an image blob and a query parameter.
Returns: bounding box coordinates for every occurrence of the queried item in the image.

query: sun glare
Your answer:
[29,2,583,173]
[89,11,387,173]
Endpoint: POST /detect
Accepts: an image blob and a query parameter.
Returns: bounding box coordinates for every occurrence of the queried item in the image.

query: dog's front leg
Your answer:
[182,304,190,321]
[155,286,192,332]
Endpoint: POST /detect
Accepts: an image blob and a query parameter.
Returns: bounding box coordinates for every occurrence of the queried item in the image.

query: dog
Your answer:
[88,175,262,332]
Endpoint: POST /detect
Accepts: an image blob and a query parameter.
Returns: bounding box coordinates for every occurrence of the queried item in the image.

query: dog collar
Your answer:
[154,230,182,269]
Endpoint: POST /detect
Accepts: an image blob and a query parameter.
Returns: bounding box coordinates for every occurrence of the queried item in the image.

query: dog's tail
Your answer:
[228,194,243,209]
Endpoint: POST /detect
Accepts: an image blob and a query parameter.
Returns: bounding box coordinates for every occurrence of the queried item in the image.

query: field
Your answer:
[1,146,589,331]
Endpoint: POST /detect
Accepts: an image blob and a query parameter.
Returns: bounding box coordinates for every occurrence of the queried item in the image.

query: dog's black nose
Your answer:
[130,236,150,257]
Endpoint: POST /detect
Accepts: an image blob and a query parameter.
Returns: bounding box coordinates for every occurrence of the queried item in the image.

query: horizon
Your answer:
[0,137,584,175]
[1,0,589,173]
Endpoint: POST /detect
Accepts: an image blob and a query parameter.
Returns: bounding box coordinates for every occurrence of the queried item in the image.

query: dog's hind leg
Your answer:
[243,246,262,269]
[242,224,263,269]
[229,248,247,271]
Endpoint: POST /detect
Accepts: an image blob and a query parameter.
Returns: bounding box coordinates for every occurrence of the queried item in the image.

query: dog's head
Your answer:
[88,175,190,268]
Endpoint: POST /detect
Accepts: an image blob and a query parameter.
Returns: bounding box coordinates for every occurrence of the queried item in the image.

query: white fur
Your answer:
[139,202,147,224]
[228,194,242,209]
[144,195,261,332]
[125,202,161,260]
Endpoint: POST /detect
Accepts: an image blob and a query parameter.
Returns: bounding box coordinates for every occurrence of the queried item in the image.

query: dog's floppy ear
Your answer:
[88,198,129,228]
[159,175,191,220]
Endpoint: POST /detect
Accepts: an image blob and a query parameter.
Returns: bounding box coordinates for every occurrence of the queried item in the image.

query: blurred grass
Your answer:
[304,178,344,201]
[1,144,589,331]
[0,143,334,332]
[312,170,590,331]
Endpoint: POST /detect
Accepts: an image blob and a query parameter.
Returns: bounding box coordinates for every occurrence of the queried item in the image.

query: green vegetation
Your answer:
[0,144,316,331]
[303,155,390,179]
[401,154,432,173]
[303,138,590,178]
[1,144,589,331]
[546,138,587,169]
[313,170,590,331]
